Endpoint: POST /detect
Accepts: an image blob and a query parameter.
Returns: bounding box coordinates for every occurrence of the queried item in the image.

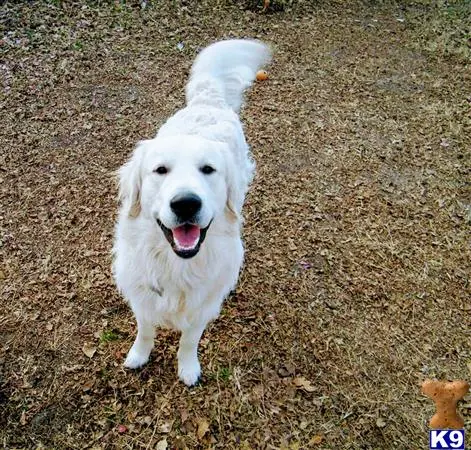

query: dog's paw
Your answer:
[178,359,201,387]
[123,346,150,369]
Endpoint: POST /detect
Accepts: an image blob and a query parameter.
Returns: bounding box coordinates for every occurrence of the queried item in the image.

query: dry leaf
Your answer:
[143,416,152,425]
[196,418,210,440]
[82,379,94,392]
[376,417,387,428]
[278,366,291,378]
[293,377,315,392]
[309,434,324,445]
[63,364,83,373]
[240,440,253,450]
[20,411,27,426]
[180,408,189,423]
[278,362,295,378]
[82,343,97,358]
[158,420,174,433]
[156,438,168,450]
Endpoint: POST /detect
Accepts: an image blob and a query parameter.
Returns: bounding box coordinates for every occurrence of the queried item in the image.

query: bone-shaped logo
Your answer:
[422,379,469,429]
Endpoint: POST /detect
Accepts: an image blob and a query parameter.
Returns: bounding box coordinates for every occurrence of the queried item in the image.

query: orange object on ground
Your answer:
[256,70,268,81]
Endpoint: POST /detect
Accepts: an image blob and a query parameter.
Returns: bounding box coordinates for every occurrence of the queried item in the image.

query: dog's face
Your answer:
[118,135,239,258]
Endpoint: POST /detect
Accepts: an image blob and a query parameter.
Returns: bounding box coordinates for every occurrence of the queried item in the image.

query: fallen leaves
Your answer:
[82,343,97,358]
[278,362,296,378]
[156,438,168,450]
[82,378,95,391]
[293,377,316,392]
[158,420,174,434]
[309,434,324,445]
[196,418,210,440]
[376,417,387,428]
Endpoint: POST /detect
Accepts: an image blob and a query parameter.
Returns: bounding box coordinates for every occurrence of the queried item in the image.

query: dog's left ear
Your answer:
[224,148,254,224]
[225,180,240,223]
[117,140,148,218]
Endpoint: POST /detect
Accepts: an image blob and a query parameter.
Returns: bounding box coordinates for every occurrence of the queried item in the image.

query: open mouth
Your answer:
[156,220,211,258]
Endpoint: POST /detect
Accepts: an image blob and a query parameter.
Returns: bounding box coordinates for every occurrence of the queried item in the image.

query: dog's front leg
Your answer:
[124,315,155,369]
[177,323,206,386]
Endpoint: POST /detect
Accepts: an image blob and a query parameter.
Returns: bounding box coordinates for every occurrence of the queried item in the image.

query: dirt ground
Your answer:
[1,0,470,448]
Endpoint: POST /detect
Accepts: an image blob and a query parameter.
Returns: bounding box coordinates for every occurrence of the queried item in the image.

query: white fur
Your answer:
[112,39,271,386]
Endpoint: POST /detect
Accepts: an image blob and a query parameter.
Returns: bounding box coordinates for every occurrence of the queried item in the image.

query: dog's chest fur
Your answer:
[113,216,244,330]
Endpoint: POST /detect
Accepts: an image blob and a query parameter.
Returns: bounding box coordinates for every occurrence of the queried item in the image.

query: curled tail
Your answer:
[185,39,272,112]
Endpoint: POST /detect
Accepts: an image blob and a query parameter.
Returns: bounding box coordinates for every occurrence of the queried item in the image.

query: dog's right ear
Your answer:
[117,140,148,218]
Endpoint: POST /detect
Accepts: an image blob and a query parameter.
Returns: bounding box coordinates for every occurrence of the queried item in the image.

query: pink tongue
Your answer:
[172,225,201,249]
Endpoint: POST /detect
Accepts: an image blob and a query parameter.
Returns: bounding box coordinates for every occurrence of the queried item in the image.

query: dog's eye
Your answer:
[200,165,215,175]
[154,166,168,175]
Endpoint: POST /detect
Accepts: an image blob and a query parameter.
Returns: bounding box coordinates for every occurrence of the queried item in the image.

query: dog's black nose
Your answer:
[170,193,202,220]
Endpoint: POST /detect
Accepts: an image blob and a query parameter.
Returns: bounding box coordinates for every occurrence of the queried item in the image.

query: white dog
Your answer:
[112,39,271,386]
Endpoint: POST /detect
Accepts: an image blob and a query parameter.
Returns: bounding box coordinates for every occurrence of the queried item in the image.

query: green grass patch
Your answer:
[99,329,121,344]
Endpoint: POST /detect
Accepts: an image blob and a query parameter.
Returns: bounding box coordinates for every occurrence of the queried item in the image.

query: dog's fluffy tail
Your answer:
[186,39,271,113]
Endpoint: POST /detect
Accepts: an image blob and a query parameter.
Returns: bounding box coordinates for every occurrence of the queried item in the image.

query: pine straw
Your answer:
[0,1,469,449]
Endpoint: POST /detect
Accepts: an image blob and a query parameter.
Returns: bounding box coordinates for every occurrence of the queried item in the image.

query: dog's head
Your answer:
[118,135,242,258]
